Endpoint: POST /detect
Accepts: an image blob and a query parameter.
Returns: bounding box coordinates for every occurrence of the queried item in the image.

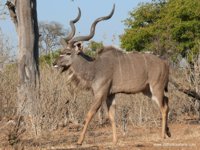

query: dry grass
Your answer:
[0,64,18,121]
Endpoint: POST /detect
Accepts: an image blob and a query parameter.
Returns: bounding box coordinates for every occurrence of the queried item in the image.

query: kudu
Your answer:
[53,4,171,145]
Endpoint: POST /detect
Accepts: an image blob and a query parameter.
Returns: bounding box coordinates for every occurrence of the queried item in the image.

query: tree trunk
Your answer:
[7,0,40,136]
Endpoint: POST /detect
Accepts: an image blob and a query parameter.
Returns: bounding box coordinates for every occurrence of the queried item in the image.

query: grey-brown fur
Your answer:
[53,4,171,145]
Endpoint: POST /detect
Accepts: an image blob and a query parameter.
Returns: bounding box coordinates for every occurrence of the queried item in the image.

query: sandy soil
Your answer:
[0,120,200,150]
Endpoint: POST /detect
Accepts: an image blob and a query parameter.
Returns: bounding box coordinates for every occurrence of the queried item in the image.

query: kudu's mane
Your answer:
[97,46,125,56]
[79,51,94,61]
[97,46,169,63]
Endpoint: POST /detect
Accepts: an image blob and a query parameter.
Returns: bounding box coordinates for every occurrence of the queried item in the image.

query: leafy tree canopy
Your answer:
[87,40,104,51]
[85,40,104,57]
[120,0,200,62]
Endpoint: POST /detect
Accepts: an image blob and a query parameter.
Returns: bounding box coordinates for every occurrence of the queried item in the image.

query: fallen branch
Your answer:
[170,77,200,101]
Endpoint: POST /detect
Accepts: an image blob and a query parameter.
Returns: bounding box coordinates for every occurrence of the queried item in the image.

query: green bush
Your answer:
[39,51,60,65]
[121,0,200,62]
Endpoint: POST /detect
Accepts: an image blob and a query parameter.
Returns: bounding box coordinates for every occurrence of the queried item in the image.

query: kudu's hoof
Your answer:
[76,143,82,146]
[77,140,83,146]
[166,127,171,137]
[166,131,171,137]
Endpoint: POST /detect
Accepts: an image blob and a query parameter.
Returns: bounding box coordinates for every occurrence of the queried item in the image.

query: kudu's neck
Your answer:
[71,52,95,82]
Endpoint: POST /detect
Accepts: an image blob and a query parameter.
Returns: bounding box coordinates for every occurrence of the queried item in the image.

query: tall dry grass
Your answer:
[0,65,18,121]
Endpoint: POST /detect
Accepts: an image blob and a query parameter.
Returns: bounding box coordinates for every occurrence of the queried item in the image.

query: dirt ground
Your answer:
[1,119,200,150]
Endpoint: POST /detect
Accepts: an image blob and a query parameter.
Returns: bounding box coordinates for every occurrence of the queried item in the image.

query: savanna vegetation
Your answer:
[0,0,200,149]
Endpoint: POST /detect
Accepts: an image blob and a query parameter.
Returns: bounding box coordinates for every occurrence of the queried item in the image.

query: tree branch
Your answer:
[6,0,18,29]
[170,77,200,101]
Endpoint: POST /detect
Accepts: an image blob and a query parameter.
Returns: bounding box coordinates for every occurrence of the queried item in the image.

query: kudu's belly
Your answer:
[105,51,150,94]
[111,77,148,94]
[111,64,148,94]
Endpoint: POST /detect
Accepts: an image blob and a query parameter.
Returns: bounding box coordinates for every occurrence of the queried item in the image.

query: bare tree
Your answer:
[39,21,66,55]
[6,0,40,136]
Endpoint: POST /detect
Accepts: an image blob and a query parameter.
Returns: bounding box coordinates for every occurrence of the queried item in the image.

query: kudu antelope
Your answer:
[53,4,171,145]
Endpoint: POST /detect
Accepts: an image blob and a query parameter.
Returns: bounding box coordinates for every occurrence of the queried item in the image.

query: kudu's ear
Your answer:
[74,42,83,54]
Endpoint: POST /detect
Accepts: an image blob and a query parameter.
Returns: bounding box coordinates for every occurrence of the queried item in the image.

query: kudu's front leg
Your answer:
[77,88,108,145]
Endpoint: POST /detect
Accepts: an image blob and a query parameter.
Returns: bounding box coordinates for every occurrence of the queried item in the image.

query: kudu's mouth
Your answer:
[53,63,70,73]
[53,65,59,68]
[61,65,70,72]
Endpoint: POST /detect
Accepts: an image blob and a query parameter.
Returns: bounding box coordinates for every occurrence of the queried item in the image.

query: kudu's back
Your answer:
[97,47,169,94]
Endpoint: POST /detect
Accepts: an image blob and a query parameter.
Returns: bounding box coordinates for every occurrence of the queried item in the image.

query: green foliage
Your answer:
[87,41,103,51]
[121,0,200,61]
[39,50,60,65]
[84,50,96,58]
[85,41,104,57]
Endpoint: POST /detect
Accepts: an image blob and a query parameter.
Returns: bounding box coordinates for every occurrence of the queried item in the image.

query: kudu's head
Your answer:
[53,5,115,72]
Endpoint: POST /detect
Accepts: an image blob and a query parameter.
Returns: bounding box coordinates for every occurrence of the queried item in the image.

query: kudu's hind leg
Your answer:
[106,95,117,145]
[162,96,171,138]
[151,87,171,139]
[159,95,171,138]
